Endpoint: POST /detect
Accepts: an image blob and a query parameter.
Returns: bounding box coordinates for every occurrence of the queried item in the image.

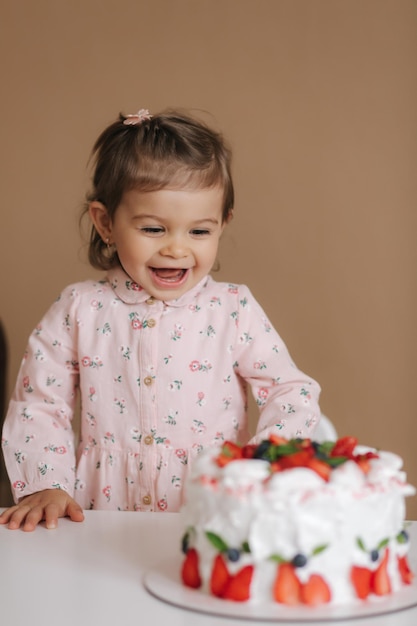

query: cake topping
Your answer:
[216,435,379,480]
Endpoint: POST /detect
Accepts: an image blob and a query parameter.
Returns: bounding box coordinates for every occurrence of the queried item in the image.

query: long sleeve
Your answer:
[2,292,79,502]
[232,286,321,442]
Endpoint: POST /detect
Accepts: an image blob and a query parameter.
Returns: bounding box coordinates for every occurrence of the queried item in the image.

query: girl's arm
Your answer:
[1,287,80,506]
[233,286,321,442]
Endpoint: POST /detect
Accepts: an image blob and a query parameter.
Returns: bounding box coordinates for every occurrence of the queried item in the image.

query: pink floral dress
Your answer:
[2,267,321,511]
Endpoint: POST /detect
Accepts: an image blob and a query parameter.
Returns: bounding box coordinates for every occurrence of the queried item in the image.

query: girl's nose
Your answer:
[160,237,189,259]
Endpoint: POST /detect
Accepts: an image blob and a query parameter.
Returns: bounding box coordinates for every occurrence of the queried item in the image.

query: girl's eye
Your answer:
[141,227,164,234]
[191,229,210,236]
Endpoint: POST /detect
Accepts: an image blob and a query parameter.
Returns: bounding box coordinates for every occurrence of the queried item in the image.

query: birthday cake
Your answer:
[180,436,415,605]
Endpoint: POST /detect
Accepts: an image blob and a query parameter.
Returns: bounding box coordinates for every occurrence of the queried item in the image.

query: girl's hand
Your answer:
[0,489,84,531]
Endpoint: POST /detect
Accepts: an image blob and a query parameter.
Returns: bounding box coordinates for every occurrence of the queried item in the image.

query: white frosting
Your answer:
[180,441,415,605]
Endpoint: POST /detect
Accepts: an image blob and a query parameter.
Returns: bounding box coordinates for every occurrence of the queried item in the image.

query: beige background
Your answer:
[1,0,416,517]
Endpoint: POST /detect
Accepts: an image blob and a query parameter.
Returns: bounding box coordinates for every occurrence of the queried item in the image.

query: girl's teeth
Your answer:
[153,269,186,282]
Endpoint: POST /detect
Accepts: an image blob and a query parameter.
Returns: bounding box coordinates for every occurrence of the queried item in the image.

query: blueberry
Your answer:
[370,549,379,562]
[226,548,241,562]
[253,441,271,460]
[292,553,308,568]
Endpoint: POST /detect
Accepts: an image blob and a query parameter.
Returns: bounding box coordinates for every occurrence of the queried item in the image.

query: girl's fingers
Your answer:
[21,505,46,532]
[4,504,34,530]
[43,503,61,530]
[0,491,85,530]
[67,501,85,523]
[0,506,18,523]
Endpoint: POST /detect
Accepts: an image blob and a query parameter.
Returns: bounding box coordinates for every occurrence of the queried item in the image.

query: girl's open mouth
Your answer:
[150,267,189,287]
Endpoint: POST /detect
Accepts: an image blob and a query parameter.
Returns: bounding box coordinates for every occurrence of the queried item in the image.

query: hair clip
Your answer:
[123,108,152,126]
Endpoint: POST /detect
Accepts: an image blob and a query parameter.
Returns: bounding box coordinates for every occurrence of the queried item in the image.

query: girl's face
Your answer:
[91,186,226,300]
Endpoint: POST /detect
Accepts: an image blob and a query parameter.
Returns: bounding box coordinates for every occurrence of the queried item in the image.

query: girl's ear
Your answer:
[89,201,113,243]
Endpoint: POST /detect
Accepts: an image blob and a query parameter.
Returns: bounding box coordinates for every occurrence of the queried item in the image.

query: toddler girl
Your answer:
[1,108,320,530]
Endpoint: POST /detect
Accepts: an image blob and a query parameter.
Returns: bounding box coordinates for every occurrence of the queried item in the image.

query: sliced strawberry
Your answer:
[210,554,231,597]
[268,434,289,446]
[242,444,257,458]
[398,555,414,585]
[372,548,392,596]
[273,563,302,605]
[181,548,202,589]
[223,565,254,602]
[301,574,332,605]
[355,456,371,474]
[298,438,314,452]
[307,457,331,481]
[279,450,314,470]
[330,436,358,459]
[364,450,379,460]
[350,565,373,599]
[216,441,243,466]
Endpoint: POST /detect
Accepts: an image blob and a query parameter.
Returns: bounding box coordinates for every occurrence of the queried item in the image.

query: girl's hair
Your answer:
[83,108,234,270]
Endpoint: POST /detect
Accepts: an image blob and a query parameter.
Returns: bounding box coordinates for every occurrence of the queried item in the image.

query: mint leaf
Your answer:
[205,531,229,552]
[312,544,329,556]
[357,538,367,552]
[269,554,287,563]
[241,541,251,553]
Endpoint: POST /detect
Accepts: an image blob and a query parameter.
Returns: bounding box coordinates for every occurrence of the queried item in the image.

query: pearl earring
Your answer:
[105,238,114,256]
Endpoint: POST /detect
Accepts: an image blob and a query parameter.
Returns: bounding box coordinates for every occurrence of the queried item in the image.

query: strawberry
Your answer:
[273,563,302,605]
[279,450,314,470]
[330,436,358,459]
[210,554,231,597]
[268,434,289,446]
[216,441,243,467]
[307,457,331,481]
[355,456,371,474]
[372,548,392,596]
[364,450,379,460]
[301,574,332,606]
[298,438,314,452]
[223,565,254,602]
[242,444,257,458]
[398,555,414,584]
[350,566,373,599]
[181,548,202,589]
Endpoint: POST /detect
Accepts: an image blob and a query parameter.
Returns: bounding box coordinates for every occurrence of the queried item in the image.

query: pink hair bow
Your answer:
[123,109,152,125]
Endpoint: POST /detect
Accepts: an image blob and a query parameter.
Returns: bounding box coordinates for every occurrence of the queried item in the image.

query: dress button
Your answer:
[144,376,153,386]
[142,495,152,506]
[146,297,155,305]
[144,435,153,445]
[147,318,156,328]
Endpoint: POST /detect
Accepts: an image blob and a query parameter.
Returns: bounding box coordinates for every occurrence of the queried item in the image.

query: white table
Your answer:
[0,510,416,626]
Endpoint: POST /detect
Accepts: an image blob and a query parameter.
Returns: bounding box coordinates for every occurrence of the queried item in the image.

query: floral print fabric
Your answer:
[2,267,320,512]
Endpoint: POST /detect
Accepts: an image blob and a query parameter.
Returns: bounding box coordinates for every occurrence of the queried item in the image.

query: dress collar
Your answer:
[106,266,211,307]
